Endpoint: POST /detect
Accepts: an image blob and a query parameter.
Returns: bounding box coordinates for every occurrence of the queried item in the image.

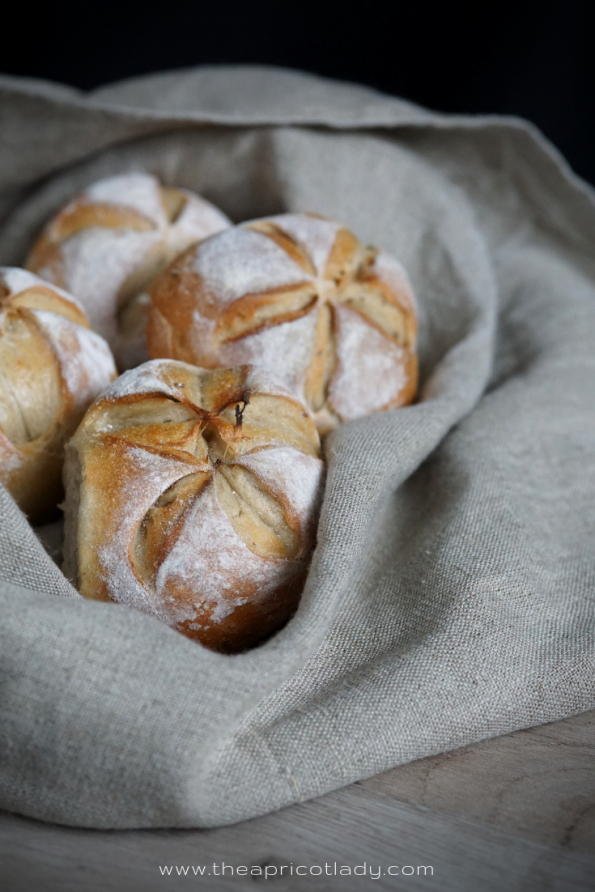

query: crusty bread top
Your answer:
[0,268,117,521]
[147,213,418,433]
[0,268,116,441]
[26,173,231,366]
[67,360,324,647]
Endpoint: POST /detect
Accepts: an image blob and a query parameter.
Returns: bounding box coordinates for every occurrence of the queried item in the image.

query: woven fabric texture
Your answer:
[1,66,594,829]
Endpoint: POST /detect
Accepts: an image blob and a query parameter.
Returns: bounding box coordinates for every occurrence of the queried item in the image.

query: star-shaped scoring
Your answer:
[71,361,324,652]
[27,173,230,364]
[0,268,116,521]
[148,213,418,432]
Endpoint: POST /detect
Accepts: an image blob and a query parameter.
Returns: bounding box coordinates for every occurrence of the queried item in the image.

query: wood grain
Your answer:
[2,786,595,892]
[2,711,595,891]
[361,710,595,854]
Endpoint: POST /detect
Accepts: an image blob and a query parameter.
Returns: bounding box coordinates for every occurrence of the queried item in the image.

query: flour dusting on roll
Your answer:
[0,268,116,523]
[147,212,418,434]
[26,173,231,369]
[63,360,325,652]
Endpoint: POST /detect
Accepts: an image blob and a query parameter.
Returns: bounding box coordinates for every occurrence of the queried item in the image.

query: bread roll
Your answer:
[147,213,418,434]
[0,268,117,523]
[63,360,325,652]
[26,173,231,369]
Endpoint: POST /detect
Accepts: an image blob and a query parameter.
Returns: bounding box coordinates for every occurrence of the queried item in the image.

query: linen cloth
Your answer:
[1,66,594,829]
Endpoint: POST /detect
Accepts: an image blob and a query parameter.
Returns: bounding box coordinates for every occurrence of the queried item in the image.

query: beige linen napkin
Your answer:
[1,66,594,828]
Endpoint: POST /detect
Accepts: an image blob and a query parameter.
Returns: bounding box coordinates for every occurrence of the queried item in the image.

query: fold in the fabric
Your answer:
[0,66,594,828]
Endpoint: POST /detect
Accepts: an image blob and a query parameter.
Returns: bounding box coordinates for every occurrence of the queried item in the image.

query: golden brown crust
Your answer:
[145,256,206,363]
[25,174,231,369]
[65,360,325,653]
[147,213,418,432]
[177,571,305,652]
[0,268,117,523]
[4,285,90,328]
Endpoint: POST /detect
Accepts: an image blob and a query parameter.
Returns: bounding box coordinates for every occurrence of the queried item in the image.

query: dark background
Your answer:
[2,0,594,186]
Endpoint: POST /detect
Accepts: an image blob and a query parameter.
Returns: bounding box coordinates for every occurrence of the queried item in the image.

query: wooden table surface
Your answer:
[2,710,594,891]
